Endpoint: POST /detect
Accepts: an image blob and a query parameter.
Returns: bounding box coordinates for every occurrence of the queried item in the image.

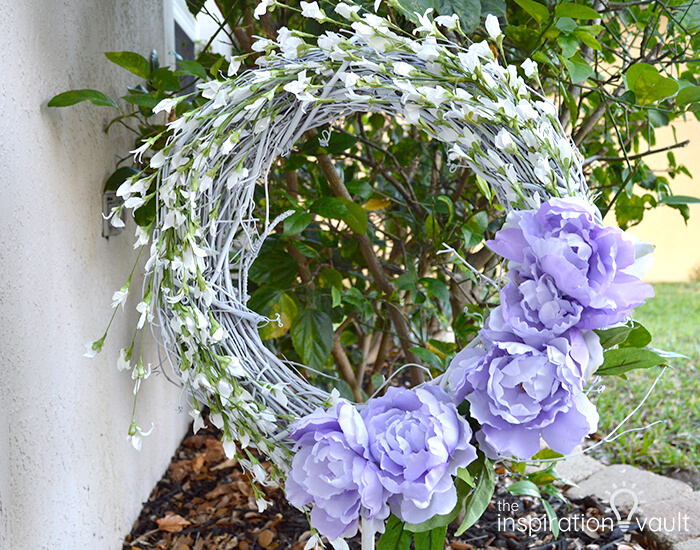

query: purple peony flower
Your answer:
[487,197,654,334]
[285,400,389,540]
[448,312,603,460]
[361,385,478,524]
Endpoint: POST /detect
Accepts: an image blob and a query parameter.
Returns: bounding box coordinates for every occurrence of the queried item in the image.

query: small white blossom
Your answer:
[469,40,493,60]
[149,150,166,169]
[495,129,518,154]
[124,196,145,209]
[304,534,322,550]
[222,436,236,458]
[254,0,274,19]
[227,57,242,76]
[153,98,179,114]
[189,408,205,433]
[256,497,273,512]
[136,301,151,329]
[522,58,538,77]
[130,141,150,162]
[83,340,101,359]
[393,61,414,77]
[300,1,324,20]
[127,422,154,452]
[217,379,234,399]
[210,411,225,429]
[335,2,360,19]
[110,211,125,228]
[117,348,131,371]
[278,27,304,59]
[283,70,315,101]
[458,50,480,73]
[111,285,129,310]
[435,14,459,29]
[485,14,501,39]
[133,225,150,248]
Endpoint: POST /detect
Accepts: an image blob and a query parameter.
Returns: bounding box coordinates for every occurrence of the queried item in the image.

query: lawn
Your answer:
[593,282,700,477]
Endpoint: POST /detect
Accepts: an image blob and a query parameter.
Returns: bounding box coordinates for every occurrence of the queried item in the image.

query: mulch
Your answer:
[122,419,664,550]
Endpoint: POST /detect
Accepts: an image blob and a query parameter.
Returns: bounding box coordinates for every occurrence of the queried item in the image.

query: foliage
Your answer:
[52,0,695,541]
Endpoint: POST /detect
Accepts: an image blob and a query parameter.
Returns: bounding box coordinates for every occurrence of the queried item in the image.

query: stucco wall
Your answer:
[0,1,189,548]
[624,120,700,282]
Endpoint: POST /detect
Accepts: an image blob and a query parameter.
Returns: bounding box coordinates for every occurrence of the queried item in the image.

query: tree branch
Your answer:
[316,152,425,385]
[584,139,690,166]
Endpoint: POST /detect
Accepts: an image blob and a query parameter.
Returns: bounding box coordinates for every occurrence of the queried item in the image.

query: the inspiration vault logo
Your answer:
[497,479,690,536]
[606,481,644,531]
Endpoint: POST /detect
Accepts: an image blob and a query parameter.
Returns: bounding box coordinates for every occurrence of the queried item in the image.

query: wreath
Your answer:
[89,3,664,547]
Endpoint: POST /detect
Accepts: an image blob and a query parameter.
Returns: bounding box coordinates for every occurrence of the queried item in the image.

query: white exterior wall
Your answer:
[0,1,189,548]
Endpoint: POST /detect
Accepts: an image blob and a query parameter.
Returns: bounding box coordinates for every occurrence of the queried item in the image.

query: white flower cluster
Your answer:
[100,1,590,486]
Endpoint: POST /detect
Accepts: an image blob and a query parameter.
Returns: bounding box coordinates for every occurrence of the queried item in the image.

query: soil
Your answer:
[122,419,664,550]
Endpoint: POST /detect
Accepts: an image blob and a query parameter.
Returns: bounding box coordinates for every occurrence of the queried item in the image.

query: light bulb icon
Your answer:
[606,481,644,532]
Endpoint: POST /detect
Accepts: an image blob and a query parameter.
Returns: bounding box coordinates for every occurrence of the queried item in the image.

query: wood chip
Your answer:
[157,513,192,533]
[257,529,275,549]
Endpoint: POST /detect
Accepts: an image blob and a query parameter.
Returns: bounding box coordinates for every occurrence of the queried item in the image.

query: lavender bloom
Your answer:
[487,197,654,334]
[361,385,477,524]
[285,400,389,540]
[449,313,603,460]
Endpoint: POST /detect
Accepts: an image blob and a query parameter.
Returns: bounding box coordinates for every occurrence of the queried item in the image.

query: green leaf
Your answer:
[527,465,558,486]
[558,35,579,58]
[122,93,162,109]
[532,449,564,461]
[455,455,495,536]
[319,268,343,290]
[574,28,602,49]
[409,347,444,371]
[311,197,348,220]
[480,0,506,16]
[513,0,550,24]
[337,197,368,235]
[104,51,150,79]
[176,59,208,81]
[563,52,594,84]
[595,324,635,349]
[508,479,541,498]
[596,348,668,376]
[555,2,600,19]
[457,467,476,488]
[622,322,652,349]
[555,16,578,34]
[249,288,299,340]
[151,67,181,92]
[103,167,139,192]
[185,0,207,16]
[47,89,118,108]
[627,63,679,104]
[332,286,342,308]
[420,278,450,303]
[133,197,156,227]
[659,195,700,205]
[412,525,447,550]
[378,515,412,550]
[291,309,334,371]
[283,211,312,236]
[542,500,560,538]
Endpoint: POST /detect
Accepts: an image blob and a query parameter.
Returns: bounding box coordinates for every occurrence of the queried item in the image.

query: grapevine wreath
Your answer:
[91,2,666,548]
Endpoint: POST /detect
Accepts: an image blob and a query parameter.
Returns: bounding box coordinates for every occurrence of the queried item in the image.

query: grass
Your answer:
[592,282,700,476]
